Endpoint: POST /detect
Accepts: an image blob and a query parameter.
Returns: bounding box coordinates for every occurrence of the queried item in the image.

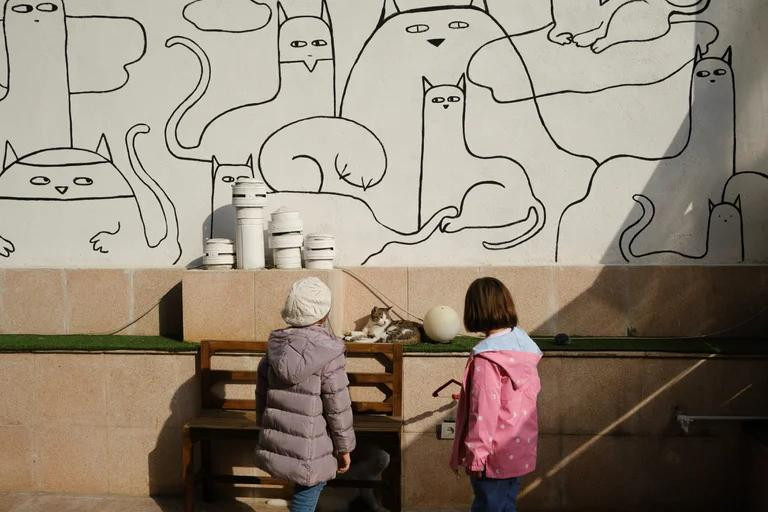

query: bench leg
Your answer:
[182,427,196,512]
[390,434,402,512]
[201,438,214,502]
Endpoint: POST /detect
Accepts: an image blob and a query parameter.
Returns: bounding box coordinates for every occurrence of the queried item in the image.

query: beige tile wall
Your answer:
[0,351,765,508]
[181,265,768,341]
[0,266,766,339]
[0,353,198,495]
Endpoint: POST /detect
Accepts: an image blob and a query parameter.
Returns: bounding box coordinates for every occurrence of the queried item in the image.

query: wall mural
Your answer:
[0,0,765,267]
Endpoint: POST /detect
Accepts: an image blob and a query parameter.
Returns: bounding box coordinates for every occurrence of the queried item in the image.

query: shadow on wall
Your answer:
[495,5,768,510]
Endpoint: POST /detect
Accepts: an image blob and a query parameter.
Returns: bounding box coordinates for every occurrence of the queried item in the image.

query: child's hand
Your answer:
[336,452,351,474]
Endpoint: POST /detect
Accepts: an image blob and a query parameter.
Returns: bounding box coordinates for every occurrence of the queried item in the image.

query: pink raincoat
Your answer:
[450,330,542,479]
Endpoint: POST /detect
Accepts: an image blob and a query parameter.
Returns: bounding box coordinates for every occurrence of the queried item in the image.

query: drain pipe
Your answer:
[677,413,768,434]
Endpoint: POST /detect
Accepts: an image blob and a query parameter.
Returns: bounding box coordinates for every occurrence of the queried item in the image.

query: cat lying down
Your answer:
[344,306,422,345]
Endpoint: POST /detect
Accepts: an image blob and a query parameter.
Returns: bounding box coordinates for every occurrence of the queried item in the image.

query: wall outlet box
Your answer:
[439,421,456,440]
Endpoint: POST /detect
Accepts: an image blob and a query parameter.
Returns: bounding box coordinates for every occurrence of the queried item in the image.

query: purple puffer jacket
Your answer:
[254,325,356,487]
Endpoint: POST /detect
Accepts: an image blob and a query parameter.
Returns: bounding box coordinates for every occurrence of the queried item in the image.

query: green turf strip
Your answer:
[0,335,198,352]
[0,335,764,355]
[406,335,768,355]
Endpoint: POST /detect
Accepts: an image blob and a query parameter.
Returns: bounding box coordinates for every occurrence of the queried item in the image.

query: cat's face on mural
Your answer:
[379,4,501,64]
[4,0,65,25]
[0,140,133,200]
[709,196,741,225]
[211,157,255,204]
[693,47,733,92]
[423,76,465,116]
[278,2,333,72]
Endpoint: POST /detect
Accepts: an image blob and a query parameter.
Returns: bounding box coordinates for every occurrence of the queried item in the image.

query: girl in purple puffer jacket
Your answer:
[255,277,356,512]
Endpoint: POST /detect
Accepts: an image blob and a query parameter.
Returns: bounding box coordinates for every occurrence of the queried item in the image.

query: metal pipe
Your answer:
[676,413,768,433]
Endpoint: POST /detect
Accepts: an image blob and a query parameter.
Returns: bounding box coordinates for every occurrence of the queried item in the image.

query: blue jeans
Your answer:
[470,475,521,512]
[291,482,326,512]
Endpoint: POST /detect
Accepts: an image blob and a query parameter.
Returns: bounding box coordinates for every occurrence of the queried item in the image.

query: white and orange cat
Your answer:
[165,1,335,164]
[548,0,711,53]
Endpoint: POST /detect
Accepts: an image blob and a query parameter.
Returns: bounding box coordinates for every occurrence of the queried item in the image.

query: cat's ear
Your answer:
[385,306,392,311]
[277,2,288,25]
[96,135,113,162]
[371,306,377,315]
[422,76,433,93]
[211,156,220,176]
[722,46,732,65]
[319,0,331,27]
[708,199,716,212]
[457,73,466,92]
[3,141,18,171]
[469,0,489,13]
[246,154,254,174]
[382,0,400,21]
[734,195,741,211]
[694,45,704,63]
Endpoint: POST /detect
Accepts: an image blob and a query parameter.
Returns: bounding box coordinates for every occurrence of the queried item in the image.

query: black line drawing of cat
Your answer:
[259,116,387,195]
[205,155,255,240]
[340,0,509,232]
[420,75,545,250]
[620,194,743,263]
[722,171,768,263]
[164,1,335,164]
[0,124,181,265]
[0,0,146,155]
[264,191,456,266]
[557,46,735,263]
[548,0,710,53]
[182,0,272,33]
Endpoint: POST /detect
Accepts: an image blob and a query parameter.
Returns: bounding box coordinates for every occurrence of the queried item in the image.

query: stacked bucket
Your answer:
[232,178,267,269]
[304,234,336,269]
[202,239,236,270]
[269,209,303,269]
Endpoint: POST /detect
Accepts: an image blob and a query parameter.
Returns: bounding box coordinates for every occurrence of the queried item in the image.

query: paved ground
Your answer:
[0,493,467,512]
[0,493,290,512]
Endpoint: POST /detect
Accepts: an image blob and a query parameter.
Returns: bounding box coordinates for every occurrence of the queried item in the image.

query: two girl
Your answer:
[256,276,540,512]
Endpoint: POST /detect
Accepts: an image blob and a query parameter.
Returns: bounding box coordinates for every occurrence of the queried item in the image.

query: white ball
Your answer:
[423,305,461,343]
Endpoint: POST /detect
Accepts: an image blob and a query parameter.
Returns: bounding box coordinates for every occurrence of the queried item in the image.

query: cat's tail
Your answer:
[164,36,211,163]
[619,194,654,263]
[481,200,546,251]
[667,0,711,15]
[126,123,182,265]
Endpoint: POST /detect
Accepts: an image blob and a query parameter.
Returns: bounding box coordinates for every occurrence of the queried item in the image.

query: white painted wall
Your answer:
[0,0,765,267]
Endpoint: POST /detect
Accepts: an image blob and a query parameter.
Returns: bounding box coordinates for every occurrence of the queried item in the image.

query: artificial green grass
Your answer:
[1,334,765,355]
[0,335,198,352]
[406,335,768,355]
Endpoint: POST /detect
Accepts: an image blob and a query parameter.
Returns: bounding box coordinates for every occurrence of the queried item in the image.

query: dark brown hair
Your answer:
[463,277,518,333]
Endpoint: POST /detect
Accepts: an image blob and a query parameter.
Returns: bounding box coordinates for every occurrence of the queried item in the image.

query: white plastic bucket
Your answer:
[203,238,235,269]
[269,208,303,234]
[236,219,265,270]
[305,259,334,270]
[269,232,304,249]
[304,234,335,268]
[232,178,267,208]
[273,247,302,269]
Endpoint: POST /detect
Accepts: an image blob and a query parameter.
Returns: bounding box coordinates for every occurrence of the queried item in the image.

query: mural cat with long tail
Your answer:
[165,1,335,164]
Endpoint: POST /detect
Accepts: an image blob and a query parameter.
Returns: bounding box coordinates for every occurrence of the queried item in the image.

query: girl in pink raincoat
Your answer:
[450,277,542,511]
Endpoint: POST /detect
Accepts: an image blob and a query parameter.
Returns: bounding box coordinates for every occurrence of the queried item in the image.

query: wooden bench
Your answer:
[182,340,404,512]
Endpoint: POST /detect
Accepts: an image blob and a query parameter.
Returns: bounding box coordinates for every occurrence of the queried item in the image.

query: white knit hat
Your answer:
[282,277,332,327]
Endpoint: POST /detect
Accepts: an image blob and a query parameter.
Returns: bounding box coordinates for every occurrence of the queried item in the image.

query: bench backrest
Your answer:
[199,340,403,417]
